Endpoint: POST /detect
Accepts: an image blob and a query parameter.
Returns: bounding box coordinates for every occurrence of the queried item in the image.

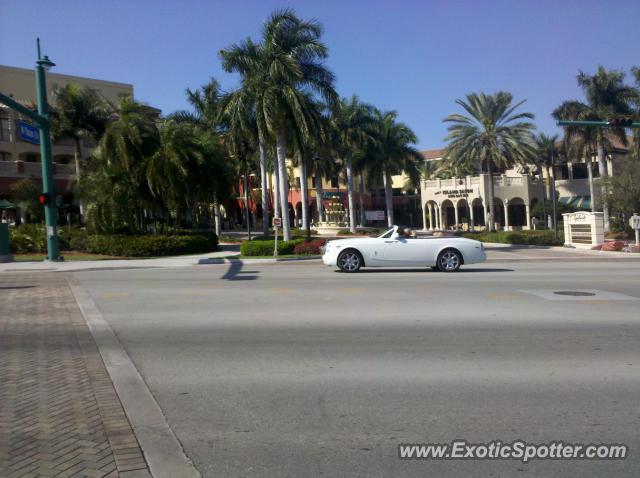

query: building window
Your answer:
[572,163,589,179]
[0,151,11,162]
[24,153,39,162]
[554,164,569,180]
[330,177,339,188]
[0,115,10,142]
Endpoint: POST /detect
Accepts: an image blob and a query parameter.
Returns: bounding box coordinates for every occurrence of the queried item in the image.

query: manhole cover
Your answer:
[554,291,596,297]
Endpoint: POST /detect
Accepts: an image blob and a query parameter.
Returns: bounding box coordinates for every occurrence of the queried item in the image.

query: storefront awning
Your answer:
[559,196,591,210]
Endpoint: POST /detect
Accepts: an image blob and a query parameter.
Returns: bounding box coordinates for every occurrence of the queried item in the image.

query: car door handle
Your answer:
[384,240,397,243]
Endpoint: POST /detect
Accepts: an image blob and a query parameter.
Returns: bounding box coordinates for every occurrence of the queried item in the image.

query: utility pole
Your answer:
[0,39,61,261]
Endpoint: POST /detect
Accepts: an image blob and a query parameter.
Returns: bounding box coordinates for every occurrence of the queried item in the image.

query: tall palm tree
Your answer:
[443,92,536,232]
[367,109,422,227]
[51,84,111,221]
[220,8,337,241]
[171,79,228,235]
[95,97,161,231]
[331,96,376,233]
[534,133,562,232]
[51,84,111,180]
[553,66,635,232]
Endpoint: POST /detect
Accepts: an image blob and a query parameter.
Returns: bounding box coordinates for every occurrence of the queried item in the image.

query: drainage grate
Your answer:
[554,291,596,297]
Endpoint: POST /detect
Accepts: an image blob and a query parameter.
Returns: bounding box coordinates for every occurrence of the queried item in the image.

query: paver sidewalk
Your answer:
[0,273,151,478]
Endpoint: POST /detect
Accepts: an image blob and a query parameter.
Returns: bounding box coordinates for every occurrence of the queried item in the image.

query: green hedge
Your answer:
[240,239,305,256]
[461,230,562,246]
[83,234,216,257]
[9,224,218,256]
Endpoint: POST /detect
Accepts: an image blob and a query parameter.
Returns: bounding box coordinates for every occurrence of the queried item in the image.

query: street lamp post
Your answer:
[35,40,61,261]
[0,39,60,261]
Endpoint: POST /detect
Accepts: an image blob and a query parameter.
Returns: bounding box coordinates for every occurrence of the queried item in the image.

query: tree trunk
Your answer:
[276,129,291,241]
[539,166,547,229]
[315,174,324,223]
[299,153,309,231]
[243,165,252,240]
[213,193,221,236]
[345,152,357,233]
[596,140,610,232]
[487,159,496,232]
[258,137,270,237]
[383,169,394,227]
[587,157,595,213]
[74,137,84,222]
[358,174,366,227]
[273,156,280,220]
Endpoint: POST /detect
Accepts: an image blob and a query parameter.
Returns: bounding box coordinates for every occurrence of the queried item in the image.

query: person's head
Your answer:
[404,227,412,237]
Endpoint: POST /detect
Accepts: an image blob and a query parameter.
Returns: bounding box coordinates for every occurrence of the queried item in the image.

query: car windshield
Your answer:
[379,227,396,239]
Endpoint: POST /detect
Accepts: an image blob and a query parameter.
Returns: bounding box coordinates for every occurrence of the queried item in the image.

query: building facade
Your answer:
[419,146,625,232]
[0,65,133,202]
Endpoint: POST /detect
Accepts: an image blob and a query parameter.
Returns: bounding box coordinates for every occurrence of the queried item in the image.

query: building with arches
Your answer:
[0,65,134,205]
[420,145,627,232]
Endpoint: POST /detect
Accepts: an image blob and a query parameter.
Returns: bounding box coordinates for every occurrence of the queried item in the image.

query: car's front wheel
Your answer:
[337,250,363,273]
[437,249,462,272]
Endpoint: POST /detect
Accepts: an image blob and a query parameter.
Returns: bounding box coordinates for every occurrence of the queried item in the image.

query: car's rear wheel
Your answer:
[338,249,363,272]
[437,249,462,272]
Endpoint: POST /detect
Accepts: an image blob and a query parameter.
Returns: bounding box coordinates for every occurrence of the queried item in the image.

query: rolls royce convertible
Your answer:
[321,225,486,272]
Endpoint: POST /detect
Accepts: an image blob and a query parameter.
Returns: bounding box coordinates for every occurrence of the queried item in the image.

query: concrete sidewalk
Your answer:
[0,245,240,273]
[0,273,151,477]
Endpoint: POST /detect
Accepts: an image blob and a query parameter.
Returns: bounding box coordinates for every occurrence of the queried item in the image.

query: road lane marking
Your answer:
[99,291,130,298]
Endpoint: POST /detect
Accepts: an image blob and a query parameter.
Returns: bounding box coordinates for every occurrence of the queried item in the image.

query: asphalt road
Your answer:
[74,259,640,477]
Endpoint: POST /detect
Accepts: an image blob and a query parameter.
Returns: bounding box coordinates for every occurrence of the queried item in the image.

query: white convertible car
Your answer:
[322,225,486,272]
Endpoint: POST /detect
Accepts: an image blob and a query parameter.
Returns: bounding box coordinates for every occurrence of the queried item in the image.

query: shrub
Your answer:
[9,224,46,253]
[240,239,305,256]
[8,225,216,257]
[84,234,216,257]
[601,240,625,252]
[293,239,326,255]
[461,230,563,246]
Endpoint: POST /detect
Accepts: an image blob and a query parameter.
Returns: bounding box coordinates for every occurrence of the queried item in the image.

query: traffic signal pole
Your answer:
[0,39,61,261]
[35,44,60,261]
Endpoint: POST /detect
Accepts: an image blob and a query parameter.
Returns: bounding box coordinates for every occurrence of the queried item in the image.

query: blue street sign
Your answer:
[18,120,40,145]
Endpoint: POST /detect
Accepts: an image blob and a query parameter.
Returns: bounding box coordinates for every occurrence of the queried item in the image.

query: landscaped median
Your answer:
[9,224,218,258]
[240,237,326,257]
[461,230,563,246]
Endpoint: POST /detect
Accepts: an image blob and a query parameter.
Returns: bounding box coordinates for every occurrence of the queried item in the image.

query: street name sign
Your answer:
[18,120,40,145]
[273,217,282,228]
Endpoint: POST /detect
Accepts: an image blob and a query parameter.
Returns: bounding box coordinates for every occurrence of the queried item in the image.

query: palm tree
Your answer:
[51,84,111,180]
[51,84,111,221]
[553,67,635,232]
[534,133,562,233]
[367,109,422,227]
[98,96,161,231]
[331,96,376,233]
[443,92,536,232]
[220,8,337,241]
[171,79,228,235]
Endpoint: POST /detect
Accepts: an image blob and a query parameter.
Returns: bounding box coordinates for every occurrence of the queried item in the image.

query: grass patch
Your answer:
[218,254,321,260]
[13,252,125,262]
[461,230,563,246]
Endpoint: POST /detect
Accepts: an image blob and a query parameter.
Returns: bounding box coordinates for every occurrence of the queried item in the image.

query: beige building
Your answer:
[0,65,133,196]
[419,145,624,232]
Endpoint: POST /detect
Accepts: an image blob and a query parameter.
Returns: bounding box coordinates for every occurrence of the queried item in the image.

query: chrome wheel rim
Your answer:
[339,252,360,271]
[440,252,459,271]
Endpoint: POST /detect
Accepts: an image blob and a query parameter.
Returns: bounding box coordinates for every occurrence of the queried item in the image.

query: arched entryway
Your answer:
[507,197,527,229]
[492,198,505,230]
[472,198,485,227]
[441,199,455,230]
[456,198,470,231]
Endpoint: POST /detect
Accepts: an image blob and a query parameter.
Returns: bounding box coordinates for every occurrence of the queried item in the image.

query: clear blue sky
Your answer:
[1,0,639,148]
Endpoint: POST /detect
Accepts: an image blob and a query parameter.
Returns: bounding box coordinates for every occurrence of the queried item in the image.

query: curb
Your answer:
[66,274,201,478]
